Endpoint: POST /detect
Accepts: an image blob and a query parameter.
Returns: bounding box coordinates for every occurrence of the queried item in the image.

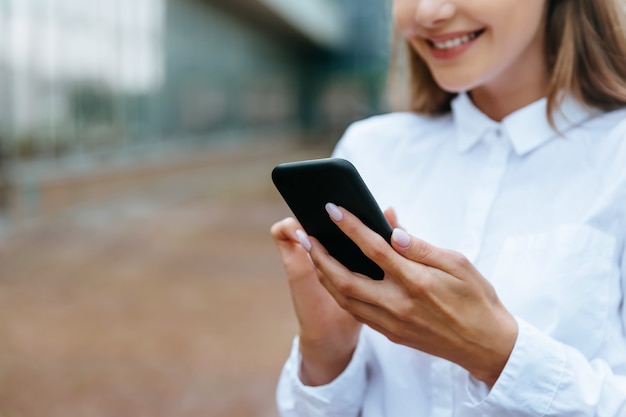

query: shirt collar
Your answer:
[452,92,600,156]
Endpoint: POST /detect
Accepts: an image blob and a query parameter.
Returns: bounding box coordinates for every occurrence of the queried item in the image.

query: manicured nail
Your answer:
[325,202,343,222]
[392,228,411,249]
[296,229,312,252]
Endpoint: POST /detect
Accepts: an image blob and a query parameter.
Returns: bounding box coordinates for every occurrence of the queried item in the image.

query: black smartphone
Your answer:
[271,157,393,280]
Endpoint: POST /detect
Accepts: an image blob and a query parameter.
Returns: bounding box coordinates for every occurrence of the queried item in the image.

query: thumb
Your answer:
[384,207,400,229]
[390,228,467,276]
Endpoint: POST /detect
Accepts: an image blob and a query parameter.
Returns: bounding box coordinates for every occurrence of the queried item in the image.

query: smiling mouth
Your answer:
[428,29,486,50]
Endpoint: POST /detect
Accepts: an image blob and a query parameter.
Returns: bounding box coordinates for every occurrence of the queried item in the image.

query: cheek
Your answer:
[490,18,544,70]
[495,1,546,52]
[392,1,415,34]
[428,41,498,92]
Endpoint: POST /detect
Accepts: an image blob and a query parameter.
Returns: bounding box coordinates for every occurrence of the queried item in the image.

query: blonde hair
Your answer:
[399,0,626,122]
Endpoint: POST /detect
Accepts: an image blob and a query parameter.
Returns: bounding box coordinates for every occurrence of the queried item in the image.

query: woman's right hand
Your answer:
[271,216,361,386]
[270,208,400,386]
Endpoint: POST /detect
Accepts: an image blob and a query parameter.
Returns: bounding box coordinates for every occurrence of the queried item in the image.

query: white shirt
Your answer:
[276,93,626,417]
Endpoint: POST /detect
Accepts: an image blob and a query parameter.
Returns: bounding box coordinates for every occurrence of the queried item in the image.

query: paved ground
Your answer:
[0,140,332,417]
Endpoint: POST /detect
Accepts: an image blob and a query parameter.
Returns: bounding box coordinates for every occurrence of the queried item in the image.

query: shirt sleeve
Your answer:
[276,331,369,417]
[464,317,626,416]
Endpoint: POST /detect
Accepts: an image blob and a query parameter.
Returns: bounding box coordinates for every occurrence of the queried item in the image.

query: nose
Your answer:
[414,0,456,28]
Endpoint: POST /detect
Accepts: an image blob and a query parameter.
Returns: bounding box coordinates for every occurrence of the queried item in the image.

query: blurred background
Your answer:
[0,0,395,415]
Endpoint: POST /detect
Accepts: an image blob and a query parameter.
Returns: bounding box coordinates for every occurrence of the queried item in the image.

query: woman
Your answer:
[271,0,626,415]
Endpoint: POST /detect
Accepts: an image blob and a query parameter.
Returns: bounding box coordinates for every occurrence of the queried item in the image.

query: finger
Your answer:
[306,235,384,307]
[270,217,302,244]
[324,203,415,278]
[314,266,400,337]
[271,221,305,255]
[384,207,400,229]
[390,228,476,278]
[270,218,318,278]
[308,236,413,337]
[349,301,435,350]
[352,313,409,347]
[271,218,315,259]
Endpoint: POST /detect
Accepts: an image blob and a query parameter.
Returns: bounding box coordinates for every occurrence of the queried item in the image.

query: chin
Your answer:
[438,84,467,94]
[431,73,483,94]
[435,81,473,94]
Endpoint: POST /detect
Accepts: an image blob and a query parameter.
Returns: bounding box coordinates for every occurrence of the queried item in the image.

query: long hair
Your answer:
[399,0,626,123]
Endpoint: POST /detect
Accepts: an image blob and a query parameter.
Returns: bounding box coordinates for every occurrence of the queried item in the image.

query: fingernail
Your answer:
[325,202,343,222]
[392,228,411,249]
[296,229,312,252]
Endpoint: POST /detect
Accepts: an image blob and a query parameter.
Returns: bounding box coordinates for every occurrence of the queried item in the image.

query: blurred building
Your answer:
[0,0,392,230]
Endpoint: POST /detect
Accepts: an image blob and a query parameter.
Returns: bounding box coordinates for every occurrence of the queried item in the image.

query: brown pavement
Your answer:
[0,139,333,417]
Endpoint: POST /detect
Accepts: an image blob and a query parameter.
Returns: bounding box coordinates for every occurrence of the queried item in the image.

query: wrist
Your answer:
[468,313,518,387]
[298,331,360,386]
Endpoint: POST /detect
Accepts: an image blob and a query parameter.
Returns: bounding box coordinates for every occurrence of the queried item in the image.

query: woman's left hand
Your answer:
[304,203,519,387]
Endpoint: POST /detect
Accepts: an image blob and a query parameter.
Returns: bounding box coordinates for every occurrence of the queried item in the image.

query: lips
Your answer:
[424,28,485,59]
[427,29,485,50]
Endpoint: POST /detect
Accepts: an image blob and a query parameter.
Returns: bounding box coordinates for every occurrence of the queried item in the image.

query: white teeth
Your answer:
[432,32,478,50]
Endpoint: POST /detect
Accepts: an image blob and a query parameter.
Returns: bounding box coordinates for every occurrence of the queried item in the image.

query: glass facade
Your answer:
[0,0,392,223]
[0,0,166,157]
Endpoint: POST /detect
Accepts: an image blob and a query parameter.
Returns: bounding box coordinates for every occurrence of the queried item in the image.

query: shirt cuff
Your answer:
[464,316,566,416]
[276,332,368,417]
